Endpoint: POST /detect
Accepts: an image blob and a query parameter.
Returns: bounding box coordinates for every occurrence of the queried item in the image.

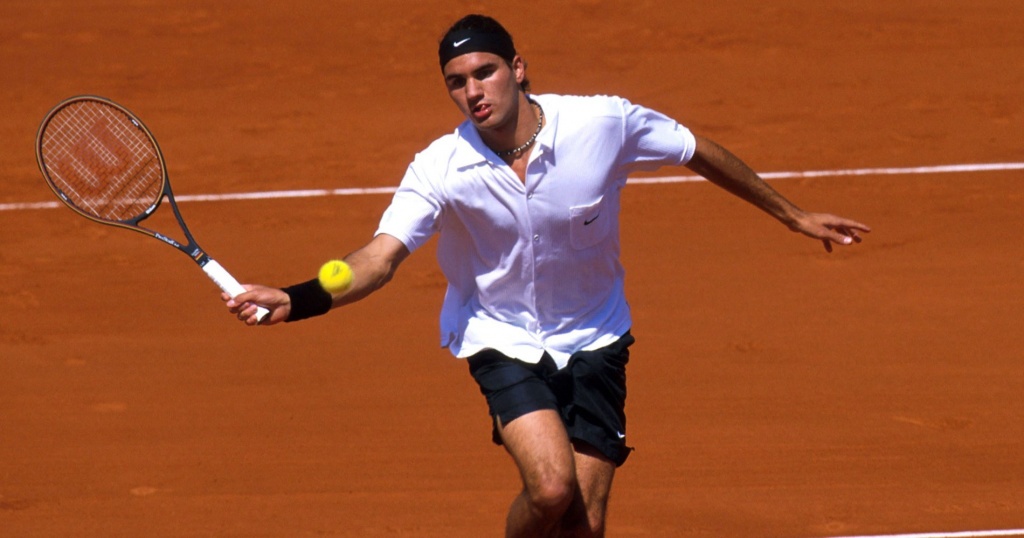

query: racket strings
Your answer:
[40,101,164,222]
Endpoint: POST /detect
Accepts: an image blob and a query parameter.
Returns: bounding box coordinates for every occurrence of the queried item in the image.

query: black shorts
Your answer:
[467,332,635,467]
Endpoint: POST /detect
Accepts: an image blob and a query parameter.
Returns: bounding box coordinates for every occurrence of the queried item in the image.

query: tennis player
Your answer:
[227,14,870,537]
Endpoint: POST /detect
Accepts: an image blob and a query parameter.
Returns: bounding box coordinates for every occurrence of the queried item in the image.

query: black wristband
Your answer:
[281,278,333,322]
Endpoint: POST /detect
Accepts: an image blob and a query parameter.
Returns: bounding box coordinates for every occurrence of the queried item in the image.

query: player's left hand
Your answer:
[791,212,871,253]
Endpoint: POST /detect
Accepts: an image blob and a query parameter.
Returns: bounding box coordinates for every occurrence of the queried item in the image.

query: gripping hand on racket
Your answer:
[224,286,292,326]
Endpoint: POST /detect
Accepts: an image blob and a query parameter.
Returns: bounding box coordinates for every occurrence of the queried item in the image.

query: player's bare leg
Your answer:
[498,409,581,538]
[560,442,616,537]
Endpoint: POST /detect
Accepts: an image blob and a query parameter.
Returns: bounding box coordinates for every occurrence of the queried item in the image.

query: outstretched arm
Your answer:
[225,233,411,325]
[685,134,870,252]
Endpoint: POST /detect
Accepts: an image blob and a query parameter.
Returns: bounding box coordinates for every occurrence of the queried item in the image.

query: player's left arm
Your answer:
[684,133,871,252]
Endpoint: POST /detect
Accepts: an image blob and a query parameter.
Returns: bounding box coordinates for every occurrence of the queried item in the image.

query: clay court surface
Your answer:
[2,1,1023,536]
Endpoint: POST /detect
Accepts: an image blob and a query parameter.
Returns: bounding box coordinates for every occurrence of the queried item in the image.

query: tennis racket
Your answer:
[35,95,268,322]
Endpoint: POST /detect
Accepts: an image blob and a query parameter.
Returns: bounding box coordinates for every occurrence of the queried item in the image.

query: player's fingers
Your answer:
[234,302,263,323]
[243,306,261,325]
[225,294,258,319]
[832,226,855,242]
[846,220,872,233]
[825,229,854,246]
[831,218,872,235]
[813,226,850,252]
[229,287,262,308]
[221,291,251,305]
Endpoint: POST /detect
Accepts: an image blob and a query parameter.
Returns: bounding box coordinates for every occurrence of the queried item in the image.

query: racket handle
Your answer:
[202,259,270,323]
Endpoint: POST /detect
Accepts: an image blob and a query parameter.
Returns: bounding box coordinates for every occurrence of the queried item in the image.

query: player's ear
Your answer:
[511,55,526,85]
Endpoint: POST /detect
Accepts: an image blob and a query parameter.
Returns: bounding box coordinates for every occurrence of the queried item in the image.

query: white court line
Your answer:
[824,530,1024,538]
[628,161,1024,185]
[5,161,1022,213]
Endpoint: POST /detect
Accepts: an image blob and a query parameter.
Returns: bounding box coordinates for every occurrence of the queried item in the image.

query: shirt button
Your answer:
[533,234,540,243]
[527,193,534,199]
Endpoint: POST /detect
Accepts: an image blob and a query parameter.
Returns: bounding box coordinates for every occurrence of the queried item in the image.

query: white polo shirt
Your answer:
[376,94,696,368]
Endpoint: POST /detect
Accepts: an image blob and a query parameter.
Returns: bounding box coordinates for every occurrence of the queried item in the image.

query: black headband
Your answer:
[438,28,517,70]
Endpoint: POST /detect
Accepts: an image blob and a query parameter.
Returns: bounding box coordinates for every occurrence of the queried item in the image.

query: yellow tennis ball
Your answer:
[318,260,353,293]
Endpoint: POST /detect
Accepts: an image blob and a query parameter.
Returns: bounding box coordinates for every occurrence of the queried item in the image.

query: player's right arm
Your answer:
[226,233,410,326]
[329,233,410,307]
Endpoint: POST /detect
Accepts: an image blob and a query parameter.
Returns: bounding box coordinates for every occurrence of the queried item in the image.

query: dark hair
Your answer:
[439,14,531,93]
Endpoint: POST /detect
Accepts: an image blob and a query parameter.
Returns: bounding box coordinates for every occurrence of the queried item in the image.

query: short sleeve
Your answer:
[618,98,697,174]
[375,160,444,253]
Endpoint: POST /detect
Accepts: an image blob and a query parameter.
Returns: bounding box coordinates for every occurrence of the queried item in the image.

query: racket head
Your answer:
[36,95,167,228]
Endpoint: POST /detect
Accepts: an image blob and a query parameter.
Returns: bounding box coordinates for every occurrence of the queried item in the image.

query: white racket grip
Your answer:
[202,259,270,323]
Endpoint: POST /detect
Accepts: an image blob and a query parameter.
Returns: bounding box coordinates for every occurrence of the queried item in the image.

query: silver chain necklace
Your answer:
[495,102,545,158]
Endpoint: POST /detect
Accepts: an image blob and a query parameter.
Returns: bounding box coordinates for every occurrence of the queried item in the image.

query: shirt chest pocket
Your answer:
[569,196,611,250]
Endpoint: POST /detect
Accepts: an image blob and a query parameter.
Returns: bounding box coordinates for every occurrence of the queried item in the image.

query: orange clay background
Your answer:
[1,1,1022,537]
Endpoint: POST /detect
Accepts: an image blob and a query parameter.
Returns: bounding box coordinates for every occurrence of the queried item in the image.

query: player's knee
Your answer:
[525,472,575,517]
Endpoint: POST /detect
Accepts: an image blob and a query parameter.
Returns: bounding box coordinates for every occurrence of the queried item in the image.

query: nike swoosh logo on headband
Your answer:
[453,38,471,47]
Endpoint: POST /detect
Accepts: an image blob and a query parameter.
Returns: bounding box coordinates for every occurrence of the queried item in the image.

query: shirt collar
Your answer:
[531,94,555,156]
[450,122,492,169]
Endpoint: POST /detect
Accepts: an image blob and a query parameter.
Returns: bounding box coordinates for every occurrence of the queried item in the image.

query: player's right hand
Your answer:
[223,285,291,326]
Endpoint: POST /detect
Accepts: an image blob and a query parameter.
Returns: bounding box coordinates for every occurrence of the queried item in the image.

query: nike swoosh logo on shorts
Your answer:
[616,431,626,439]
[584,213,600,226]
[454,38,471,47]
